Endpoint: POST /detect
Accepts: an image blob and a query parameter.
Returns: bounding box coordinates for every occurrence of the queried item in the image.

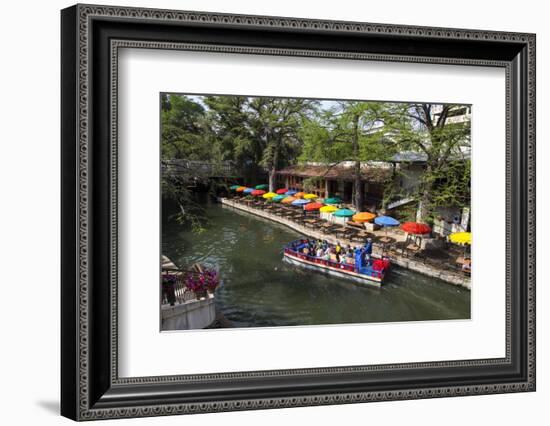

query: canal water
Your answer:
[162,196,470,328]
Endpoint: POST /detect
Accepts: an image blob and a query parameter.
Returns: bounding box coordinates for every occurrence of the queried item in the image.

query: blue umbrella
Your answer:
[375,216,400,227]
[291,199,310,206]
[285,190,298,196]
[375,216,400,243]
[243,188,254,194]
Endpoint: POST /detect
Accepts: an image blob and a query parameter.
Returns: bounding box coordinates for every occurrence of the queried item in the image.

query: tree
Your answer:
[161,94,225,231]
[247,97,317,192]
[202,95,260,181]
[161,94,210,160]
[300,101,394,211]
[387,103,471,222]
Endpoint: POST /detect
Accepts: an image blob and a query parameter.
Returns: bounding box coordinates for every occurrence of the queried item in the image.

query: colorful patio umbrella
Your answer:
[334,209,355,217]
[374,216,400,227]
[285,190,298,196]
[401,222,432,235]
[449,232,471,245]
[304,202,324,211]
[352,212,376,223]
[262,192,277,199]
[235,186,247,193]
[276,188,288,194]
[291,199,310,206]
[303,193,318,200]
[243,188,255,194]
[319,205,338,213]
[324,197,342,205]
[255,184,268,190]
[272,194,286,202]
[294,192,305,198]
[251,189,266,196]
[230,185,241,190]
[375,216,400,240]
[281,196,297,204]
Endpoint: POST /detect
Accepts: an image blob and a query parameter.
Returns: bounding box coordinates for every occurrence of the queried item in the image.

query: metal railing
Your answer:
[161,268,208,306]
[161,159,238,177]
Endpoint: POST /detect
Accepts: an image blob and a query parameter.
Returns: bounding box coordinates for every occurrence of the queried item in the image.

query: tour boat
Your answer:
[283,239,390,286]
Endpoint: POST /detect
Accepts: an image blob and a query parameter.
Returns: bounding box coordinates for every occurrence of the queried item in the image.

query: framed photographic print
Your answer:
[61,4,536,421]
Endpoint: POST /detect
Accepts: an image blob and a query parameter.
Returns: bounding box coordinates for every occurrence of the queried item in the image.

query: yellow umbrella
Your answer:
[320,205,338,213]
[262,192,277,199]
[352,212,376,223]
[449,232,471,245]
[294,192,305,198]
[281,196,297,204]
[303,193,318,200]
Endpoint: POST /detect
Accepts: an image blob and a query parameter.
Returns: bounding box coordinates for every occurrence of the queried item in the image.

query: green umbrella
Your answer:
[272,194,286,202]
[333,208,355,217]
[324,197,342,205]
[255,184,269,190]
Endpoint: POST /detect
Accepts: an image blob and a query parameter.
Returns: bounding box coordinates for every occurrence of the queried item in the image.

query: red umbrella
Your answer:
[276,188,288,194]
[251,189,266,196]
[304,202,324,211]
[401,222,432,235]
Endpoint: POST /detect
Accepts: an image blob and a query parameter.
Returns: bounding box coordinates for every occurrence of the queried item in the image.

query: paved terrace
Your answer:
[220,197,471,289]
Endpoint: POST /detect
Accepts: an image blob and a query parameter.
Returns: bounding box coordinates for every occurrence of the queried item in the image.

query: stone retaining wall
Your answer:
[161,295,216,330]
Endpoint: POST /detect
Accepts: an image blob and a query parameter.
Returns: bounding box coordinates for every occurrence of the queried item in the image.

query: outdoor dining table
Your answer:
[320,223,339,234]
[334,227,355,239]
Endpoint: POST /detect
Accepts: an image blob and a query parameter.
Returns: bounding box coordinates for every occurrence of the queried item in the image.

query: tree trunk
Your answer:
[417,164,433,222]
[269,167,277,193]
[268,146,279,192]
[353,161,363,211]
[352,114,363,211]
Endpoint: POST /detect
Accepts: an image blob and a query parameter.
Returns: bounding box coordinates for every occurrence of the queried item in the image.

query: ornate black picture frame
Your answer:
[61,4,536,421]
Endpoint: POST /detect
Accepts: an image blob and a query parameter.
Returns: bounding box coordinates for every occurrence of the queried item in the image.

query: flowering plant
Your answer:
[185,268,219,293]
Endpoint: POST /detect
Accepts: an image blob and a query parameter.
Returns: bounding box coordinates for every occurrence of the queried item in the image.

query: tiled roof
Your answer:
[276,164,392,183]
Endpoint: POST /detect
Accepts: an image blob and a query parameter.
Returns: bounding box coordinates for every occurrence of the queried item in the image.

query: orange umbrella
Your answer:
[235,186,247,193]
[281,196,297,204]
[294,192,305,198]
[352,212,376,223]
[304,202,324,211]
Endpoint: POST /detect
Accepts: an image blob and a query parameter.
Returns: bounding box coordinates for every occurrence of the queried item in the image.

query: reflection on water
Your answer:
[162,196,470,328]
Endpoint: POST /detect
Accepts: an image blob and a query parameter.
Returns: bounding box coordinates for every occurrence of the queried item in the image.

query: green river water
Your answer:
[162,196,470,328]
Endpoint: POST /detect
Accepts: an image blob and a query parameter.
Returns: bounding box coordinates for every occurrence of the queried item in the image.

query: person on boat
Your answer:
[354,247,364,272]
[364,238,373,255]
[316,247,324,258]
[363,239,373,263]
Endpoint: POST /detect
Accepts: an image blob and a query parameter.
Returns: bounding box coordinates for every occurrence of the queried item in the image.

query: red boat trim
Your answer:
[283,249,384,284]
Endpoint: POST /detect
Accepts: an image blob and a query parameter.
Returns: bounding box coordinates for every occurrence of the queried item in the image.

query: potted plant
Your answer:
[203,269,220,295]
[185,268,220,299]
